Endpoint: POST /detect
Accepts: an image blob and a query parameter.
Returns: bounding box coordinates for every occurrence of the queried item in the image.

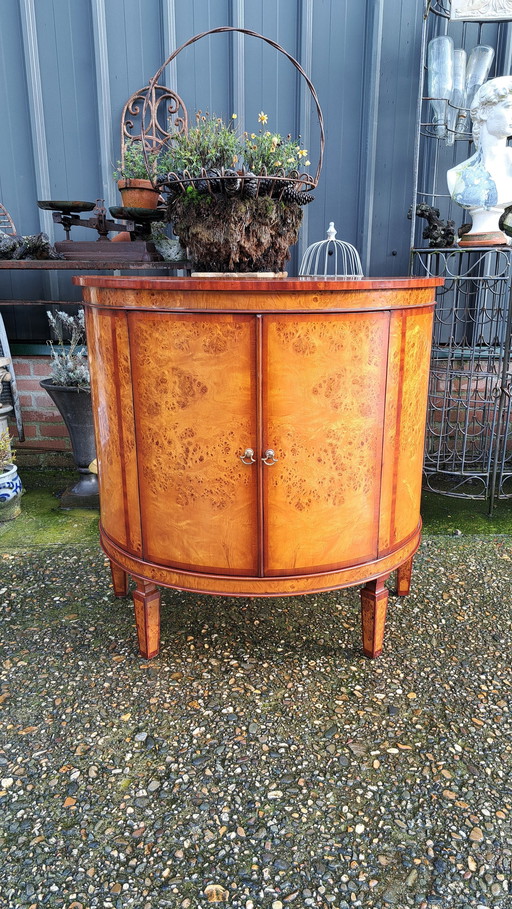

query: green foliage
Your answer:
[157,111,310,182]
[182,185,212,205]
[243,120,310,177]
[158,112,242,176]
[0,428,15,471]
[46,310,90,389]
[113,140,160,181]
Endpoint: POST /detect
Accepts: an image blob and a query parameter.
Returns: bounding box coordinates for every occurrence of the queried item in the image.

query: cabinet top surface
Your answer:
[74,275,442,292]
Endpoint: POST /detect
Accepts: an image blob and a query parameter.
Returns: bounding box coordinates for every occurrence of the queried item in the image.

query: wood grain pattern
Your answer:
[360,574,390,658]
[128,311,259,574]
[396,556,413,596]
[85,308,142,555]
[76,275,444,294]
[262,313,388,574]
[377,306,433,555]
[132,579,160,659]
[101,523,422,597]
[391,308,434,546]
[110,561,128,597]
[78,280,442,314]
[78,278,440,659]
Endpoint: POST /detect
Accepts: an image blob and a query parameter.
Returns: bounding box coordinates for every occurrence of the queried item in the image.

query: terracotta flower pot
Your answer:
[117,179,160,210]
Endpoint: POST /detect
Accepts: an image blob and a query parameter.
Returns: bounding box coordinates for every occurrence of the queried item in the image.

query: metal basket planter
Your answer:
[142,27,324,272]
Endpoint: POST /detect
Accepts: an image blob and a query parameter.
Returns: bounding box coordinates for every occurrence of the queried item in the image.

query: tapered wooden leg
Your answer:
[110,560,128,597]
[396,556,413,597]
[360,573,390,658]
[132,579,161,659]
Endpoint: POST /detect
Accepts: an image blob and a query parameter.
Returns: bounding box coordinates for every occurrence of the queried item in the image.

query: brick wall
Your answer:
[8,356,75,468]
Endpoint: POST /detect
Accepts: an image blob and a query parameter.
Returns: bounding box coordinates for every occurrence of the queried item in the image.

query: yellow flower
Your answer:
[287,157,295,163]
[258,111,268,124]
[298,149,308,157]
[305,160,311,167]
[250,133,256,139]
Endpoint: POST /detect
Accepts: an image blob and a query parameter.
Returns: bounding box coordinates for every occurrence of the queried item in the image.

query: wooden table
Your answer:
[74,275,442,659]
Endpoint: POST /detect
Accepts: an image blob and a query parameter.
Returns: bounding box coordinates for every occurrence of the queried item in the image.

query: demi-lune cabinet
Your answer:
[74,276,442,659]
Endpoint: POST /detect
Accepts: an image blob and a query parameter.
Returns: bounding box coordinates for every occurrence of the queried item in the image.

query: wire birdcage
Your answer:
[299,222,364,279]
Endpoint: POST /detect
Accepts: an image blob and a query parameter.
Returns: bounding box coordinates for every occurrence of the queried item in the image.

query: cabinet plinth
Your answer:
[74,275,442,659]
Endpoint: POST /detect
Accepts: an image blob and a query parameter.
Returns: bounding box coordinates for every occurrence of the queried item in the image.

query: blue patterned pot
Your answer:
[0,464,22,520]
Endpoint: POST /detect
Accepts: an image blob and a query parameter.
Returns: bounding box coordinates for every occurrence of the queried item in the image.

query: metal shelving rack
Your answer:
[411,0,512,510]
[414,247,512,508]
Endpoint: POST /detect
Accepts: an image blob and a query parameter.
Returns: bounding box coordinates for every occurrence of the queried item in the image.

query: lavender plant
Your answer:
[46,309,90,389]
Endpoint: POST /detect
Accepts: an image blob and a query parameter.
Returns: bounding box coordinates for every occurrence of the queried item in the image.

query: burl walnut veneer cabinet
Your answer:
[74,275,442,659]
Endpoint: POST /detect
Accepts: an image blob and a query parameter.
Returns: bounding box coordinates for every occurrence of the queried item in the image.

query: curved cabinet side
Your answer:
[85,305,142,556]
[378,305,435,555]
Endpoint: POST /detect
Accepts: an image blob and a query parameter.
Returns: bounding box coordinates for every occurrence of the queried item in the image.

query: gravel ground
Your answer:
[0,536,511,909]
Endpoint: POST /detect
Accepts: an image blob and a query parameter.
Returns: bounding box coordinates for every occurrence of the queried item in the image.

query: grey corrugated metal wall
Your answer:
[0,0,424,342]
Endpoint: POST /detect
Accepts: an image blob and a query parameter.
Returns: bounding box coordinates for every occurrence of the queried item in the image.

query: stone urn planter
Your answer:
[41,309,99,509]
[40,380,99,508]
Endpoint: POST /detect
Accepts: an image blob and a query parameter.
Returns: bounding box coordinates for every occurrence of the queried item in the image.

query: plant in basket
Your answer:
[155,111,314,273]
[244,112,311,178]
[140,27,324,274]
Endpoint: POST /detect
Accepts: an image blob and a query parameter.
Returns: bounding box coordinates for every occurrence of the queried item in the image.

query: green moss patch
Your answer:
[421,490,512,535]
[0,468,99,547]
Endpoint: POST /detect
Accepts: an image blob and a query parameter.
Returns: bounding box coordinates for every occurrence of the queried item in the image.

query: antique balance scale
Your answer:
[37,199,165,261]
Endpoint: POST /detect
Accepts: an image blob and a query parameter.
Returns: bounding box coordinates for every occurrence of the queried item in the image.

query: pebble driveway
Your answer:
[0,535,511,909]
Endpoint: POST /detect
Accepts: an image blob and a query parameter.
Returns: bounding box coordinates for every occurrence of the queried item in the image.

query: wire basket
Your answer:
[141,27,324,203]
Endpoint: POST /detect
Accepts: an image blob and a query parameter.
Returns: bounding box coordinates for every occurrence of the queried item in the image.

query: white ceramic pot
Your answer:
[0,464,22,502]
[0,464,22,520]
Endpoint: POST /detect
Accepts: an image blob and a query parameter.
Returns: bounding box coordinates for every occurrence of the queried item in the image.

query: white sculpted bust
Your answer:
[447,75,512,246]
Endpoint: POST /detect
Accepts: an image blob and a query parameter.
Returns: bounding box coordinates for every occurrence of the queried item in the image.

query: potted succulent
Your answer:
[0,428,22,521]
[114,139,161,209]
[40,310,99,508]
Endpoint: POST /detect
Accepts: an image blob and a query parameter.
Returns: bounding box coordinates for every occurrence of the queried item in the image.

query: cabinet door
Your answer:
[128,312,259,575]
[262,312,390,575]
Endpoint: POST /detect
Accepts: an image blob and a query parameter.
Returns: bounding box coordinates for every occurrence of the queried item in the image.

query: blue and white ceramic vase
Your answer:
[0,464,22,520]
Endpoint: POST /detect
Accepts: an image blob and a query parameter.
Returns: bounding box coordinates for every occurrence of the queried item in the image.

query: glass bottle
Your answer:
[427,36,454,138]
[446,48,467,145]
[465,45,495,111]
